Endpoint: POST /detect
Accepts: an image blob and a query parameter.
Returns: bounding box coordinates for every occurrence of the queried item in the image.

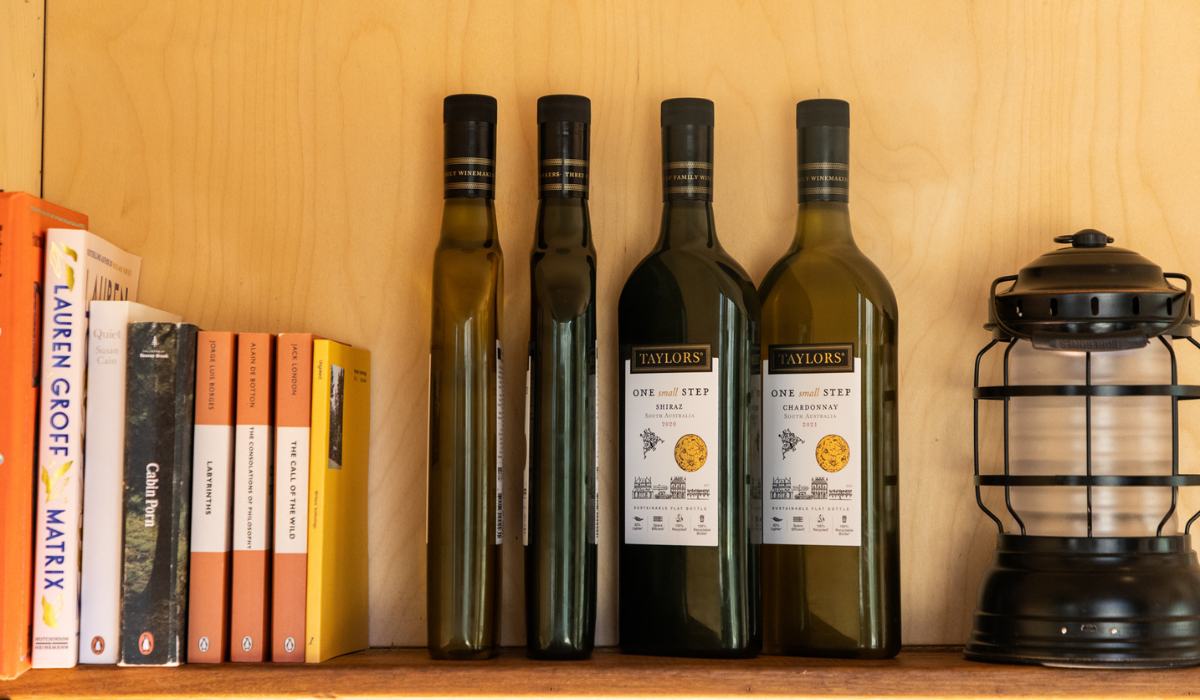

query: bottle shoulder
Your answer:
[618,248,760,349]
[620,248,757,309]
[760,244,897,320]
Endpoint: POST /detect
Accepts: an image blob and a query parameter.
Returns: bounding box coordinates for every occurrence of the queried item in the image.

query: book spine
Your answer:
[272,334,314,662]
[168,326,198,664]
[187,332,236,663]
[78,303,132,663]
[32,229,88,668]
[32,228,140,668]
[0,197,35,679]
[119,323,196,666]
[230,334,275,662]
[304,342,332,663]
[80,303,181,665]
[0,197,86,680]
[305,342,371,663]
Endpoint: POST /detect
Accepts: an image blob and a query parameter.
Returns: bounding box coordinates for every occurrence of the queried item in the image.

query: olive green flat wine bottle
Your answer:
[427,94,504,660]
[759,99,900,658]
[523,94,598,660]
[617,97,761,658]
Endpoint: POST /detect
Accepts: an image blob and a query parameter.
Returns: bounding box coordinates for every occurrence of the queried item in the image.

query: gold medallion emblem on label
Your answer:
[674,434,708,472]
[815,434,850,473]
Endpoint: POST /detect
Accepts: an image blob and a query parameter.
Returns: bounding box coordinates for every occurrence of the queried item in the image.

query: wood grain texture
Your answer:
[7,648,1200,699]
[40,0,1200,649]
[0,0,43,194]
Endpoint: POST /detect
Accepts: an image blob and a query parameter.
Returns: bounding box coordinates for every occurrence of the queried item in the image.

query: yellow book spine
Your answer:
[304,342,332,663]
[305,340,370,663]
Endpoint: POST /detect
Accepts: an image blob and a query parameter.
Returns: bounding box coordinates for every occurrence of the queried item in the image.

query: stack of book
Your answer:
[0,192,371,677]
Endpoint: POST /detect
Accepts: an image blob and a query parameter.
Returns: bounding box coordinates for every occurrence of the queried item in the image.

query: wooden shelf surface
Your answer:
[4,647,1200,699]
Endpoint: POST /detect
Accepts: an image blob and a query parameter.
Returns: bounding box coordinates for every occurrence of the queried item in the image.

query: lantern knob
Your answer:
[1054,230,1116,248]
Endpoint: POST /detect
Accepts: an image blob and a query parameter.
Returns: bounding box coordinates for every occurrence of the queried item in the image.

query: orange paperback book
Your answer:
[272,334,315,661]
[229,333,275,661]
[0,193,87,680]
[187,332,237,663]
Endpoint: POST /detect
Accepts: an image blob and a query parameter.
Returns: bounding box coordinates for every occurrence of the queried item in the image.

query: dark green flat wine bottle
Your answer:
[617,97,761,658]
[760,99,900,658]
[523,94,598,660]
[427,94,504,660]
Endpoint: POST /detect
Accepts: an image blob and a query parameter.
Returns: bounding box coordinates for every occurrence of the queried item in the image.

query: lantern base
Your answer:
[966,534,1200,669]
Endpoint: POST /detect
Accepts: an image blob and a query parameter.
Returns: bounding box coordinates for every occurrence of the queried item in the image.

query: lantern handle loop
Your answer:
[989,275,1021,340]
[1164,273,1195,336]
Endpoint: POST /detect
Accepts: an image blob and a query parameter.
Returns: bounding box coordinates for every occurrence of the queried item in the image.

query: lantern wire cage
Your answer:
[972,332,1200,539]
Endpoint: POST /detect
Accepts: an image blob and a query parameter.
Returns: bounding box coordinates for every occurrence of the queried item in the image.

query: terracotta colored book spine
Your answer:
[229,334,275,662]
[272,334,315,661]
[0,194,87,680]
[187,332,237,663]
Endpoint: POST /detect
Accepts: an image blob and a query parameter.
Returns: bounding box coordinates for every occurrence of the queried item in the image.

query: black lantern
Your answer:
[966,230,1200,668]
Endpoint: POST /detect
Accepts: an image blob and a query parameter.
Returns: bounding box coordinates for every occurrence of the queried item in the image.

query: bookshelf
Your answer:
[5,648,1200,699]
[4,0,1200,696]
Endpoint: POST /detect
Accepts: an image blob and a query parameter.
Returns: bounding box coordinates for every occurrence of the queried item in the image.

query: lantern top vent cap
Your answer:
[1007,230,1176,294]
[987,230,1195,344]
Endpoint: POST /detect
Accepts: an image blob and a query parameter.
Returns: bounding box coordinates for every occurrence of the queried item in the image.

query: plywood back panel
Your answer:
[0,0,43,194]
[43,0,1200,646]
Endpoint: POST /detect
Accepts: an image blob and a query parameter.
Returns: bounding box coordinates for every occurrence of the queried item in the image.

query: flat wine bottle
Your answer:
[524,94,598,660]
[618,98,761,658]
[760,99,900,658]
[427,94,504,660]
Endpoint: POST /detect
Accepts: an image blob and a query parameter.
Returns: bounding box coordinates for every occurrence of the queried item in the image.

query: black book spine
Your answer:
[120,322,198,666]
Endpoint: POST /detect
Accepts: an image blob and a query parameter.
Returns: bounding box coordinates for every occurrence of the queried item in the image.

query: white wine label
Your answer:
[623,346,719,548]
[522,356,531,547]
[496,340,504,545]
[762,343,861,547]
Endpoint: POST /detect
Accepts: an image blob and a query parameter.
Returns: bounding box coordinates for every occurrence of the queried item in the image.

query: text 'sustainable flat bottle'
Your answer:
[617,98,761,658]
[759,99,900,658]
[523,94,598,660]
[427,94,504,660]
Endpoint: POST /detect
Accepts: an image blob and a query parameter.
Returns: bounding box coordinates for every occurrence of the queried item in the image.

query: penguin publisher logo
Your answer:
[138,632,154,655]
[198,636,210,653]
[90,636,105,655]
[284,637,296,653]
[242,636,254,652]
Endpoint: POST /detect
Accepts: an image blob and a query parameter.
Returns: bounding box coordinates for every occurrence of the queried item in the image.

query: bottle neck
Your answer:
[444,120,496,200]
[536,197,590,249]
[440,197,497,244]
[538,120,589,201]
[656,122,717,250]
[793,200,854,249]
[794,123,852,249]
[657,199,716,250]
[797,124,848,205]
[661,124,714,204]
